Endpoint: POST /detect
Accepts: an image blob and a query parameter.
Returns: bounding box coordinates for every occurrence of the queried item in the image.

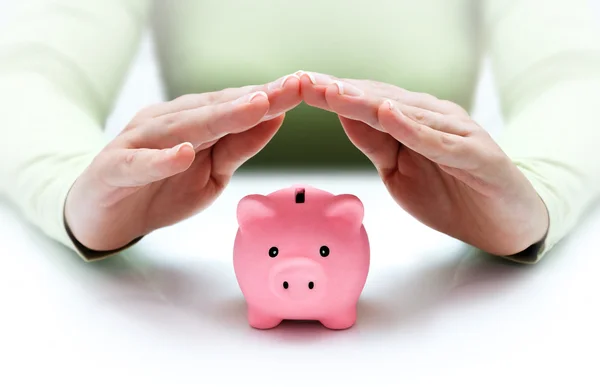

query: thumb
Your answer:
[211,114,284,177]
[339,116,398,174]
[101,142,196,187]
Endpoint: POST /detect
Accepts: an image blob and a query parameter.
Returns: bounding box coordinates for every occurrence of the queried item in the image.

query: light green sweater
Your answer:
[0,0,599,263]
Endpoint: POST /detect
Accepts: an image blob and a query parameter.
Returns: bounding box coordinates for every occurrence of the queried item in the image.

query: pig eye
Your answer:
[319,246,330,257]
[268,247,279,258]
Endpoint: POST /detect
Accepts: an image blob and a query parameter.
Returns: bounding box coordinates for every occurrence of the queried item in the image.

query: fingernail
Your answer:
[296,70,335,86]
[263,112,284,121]
[233,91,268,105]
[335,81,363,96]
[169,142,192,156]
[384,99,395,110]
[267,74,300,91]
[294,70,313,83]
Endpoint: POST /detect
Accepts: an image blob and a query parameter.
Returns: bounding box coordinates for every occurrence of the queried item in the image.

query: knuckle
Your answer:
[412,109,441,130]
[161,113,181,133]
[123,149,144,169]
[204,119,217,138]
[440,132,459,149]
[429,134,463,163]
[432,133,463,162]
[405,122,425,142]
[124,150,137,165]
[205,91,221,105]
[202,105,221,137]
[156,113,188,145]
[413,110,427,123]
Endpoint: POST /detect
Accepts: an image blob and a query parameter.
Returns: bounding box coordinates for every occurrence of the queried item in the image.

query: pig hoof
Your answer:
[247,308,281,329]
[249,317,282,330]
[320,310,357,330]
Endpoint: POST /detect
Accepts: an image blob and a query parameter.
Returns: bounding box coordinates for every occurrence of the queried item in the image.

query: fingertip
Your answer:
[232,91,269,107]
[378,100,402,125]
[251,91,269,101]
[168,141,192,155]
[295,70,316,86]
[298,73,313,88]
[262,112,286,124]
[245,91,270,111]
[300,77,329,109]
[377,101,420,146]
[323,82,365,110]
[249,91,270,110]
[236,92,271,121]
[282,77,302,103]
[167,142,195,168]
[298,75,312,97]
[280,74,301,93]
[323,82,342,101]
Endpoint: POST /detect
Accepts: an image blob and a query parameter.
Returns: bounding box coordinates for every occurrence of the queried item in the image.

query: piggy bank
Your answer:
[233,185,370,330]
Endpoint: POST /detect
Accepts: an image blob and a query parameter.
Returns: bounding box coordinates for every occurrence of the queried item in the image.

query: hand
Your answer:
[299,71,549,256]
[65,74,301,252]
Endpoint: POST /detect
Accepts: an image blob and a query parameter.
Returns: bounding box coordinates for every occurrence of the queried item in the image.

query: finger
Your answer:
[323,81,383,130]
[102,142,196,187]
[130,91,271,149]
[342,77,466,116]
[131,74,301,124]
[338,116,398,175]
[378,101,478,169]
[298,70,338,110]
[321,81,475,137]
[263,74,302,120]
[396,104,474,136]
[386,89,466,116]
[301,71,466,116]
[211,114,285,177]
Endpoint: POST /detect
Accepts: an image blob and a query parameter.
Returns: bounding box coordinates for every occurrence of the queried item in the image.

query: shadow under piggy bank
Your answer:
[35,230,534,344]
[203,245,534,342]
[355,247,534,333]
[214,296,341,342]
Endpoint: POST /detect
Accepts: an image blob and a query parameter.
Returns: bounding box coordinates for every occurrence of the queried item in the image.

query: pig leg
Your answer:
[320,306,357,330]
[247,306,282,329]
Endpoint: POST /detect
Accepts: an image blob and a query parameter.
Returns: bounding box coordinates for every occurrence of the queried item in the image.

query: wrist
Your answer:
[497,166,551,258]
[64,172,143,258]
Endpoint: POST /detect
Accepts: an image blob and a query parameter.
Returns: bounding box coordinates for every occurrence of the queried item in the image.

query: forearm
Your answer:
[498,77,600,262]
[0,0,150,258]
[484,0,600,262]
[0,73,106,252]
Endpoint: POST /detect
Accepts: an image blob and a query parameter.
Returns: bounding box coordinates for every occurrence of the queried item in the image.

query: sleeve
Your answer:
[0,0,152,261]
[483,0,600,263]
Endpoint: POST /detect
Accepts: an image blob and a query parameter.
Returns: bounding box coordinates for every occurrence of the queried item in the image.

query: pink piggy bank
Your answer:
[233,185,370,330]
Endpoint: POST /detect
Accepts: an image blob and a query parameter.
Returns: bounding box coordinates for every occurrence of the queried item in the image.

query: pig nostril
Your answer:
[308,281,314,290]
[283,281,289,289]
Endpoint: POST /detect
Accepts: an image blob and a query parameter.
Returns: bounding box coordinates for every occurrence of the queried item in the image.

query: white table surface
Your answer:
[1,171,599,387]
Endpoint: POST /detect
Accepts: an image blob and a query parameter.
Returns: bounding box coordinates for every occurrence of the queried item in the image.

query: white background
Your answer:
[1,1,600,386]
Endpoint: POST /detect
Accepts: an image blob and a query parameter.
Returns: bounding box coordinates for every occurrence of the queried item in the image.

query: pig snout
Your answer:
[269,259,326,302]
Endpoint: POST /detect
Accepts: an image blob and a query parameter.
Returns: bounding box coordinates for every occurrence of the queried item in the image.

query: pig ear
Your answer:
[324,194,364,227]
[237,194,275,228]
